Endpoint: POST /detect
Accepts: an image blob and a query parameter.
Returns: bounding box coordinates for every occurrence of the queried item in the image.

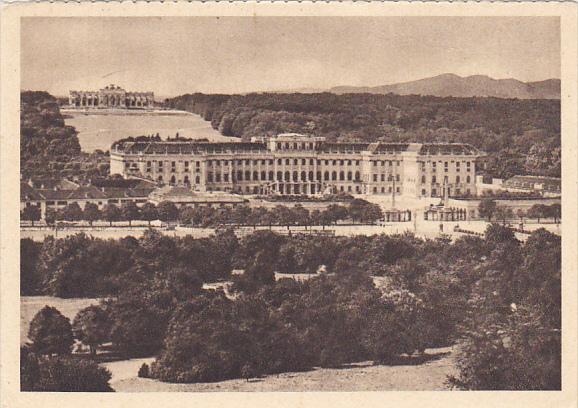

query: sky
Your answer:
[21,17,560,97]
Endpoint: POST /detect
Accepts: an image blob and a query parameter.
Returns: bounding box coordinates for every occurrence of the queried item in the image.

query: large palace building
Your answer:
[69,84,154,109]
[110,133,484,198]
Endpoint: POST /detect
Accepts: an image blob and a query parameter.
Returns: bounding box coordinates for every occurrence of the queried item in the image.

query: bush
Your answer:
[21,348,114,392]
[138,363,150,378]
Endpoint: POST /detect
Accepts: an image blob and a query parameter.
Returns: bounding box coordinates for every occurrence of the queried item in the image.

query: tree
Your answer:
[28,306,74,356]
[103,203,121,226]
[140,202,158,226]
[45,208,57,226]
[72,305,112,356]
[494,205,513,225]
[62,202,83,222]
[527,204,548,223]
[83,202,101,226]
[478,199,497,221]
[121,201,140,227]
[547,203,561,224]
[21,238,42,295]
[293,204,310,228]
[22,205,41,226]
[157,201,179,223]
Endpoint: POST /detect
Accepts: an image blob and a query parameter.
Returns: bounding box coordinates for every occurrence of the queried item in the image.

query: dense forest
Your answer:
[165,93,560,179]
[21,226,560,389]
[20,91,109,181]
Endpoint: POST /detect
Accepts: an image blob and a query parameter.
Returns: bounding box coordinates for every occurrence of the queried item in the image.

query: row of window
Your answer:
[421,175,471,184]
[142,159,408,168]
[205,170,403,183]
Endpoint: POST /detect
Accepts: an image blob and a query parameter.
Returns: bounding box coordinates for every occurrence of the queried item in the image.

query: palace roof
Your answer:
[111,138,482,157]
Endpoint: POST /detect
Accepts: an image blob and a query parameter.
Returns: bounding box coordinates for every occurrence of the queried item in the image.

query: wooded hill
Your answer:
[164,92,560,180]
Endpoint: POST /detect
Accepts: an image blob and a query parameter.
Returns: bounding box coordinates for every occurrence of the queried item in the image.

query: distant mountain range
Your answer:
[328,74,560,99]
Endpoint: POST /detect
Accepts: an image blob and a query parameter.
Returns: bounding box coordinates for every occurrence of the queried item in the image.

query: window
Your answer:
[339,171,345,181]
[373,187,377,193]
[355,171,361,181]
[261,160,266,165]
[237,171,243,181]
[373,161,377,167]
[466,175,471,183]
[348,186,352,192]
[245,171,250,180]
[224,174,229,182]
[432,188,437,196]
[253,171,259,180]
[347,172,352,181]
[355,160,360,166]
[207,173,213,182]
[309,171,314,180]
[456,176,460,183]
[332,171,337,181]
[348,160,352,166]
[261,171,266,180]
[278,159,282,165]
[373,174,378,182]
[324,171,330,181]
[293,171,298,181]
[332,160,337,166]
[277,171,283,180]
[381,174,385,182]
[421,175,426,184]
[432,176,437,184]
[195,176,200,184]
[286,159,290,165]
[396,161,400,166]
[302,159,306,165]
[310,159,314,165]
[396,174,400,182]
[285,171,290,181]
[301,171,307,181]
[422,189,426,196]
[269,171,274,180]
[215,174,221,182]
[396,187,400,193]
[294,159,299,165]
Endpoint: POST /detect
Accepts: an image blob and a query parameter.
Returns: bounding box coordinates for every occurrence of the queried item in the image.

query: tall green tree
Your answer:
[140,202,158,226]
[83,202,101,226]
[121,201,140,226]
[21,205,41,226]
[72,305,112,356]
[157,201,179,223]
[103,203,121,226]
[28,306,74,356]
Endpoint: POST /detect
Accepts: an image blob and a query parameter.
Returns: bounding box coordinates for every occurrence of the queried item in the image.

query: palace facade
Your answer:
[110,133,484,198]
[69,84,154,109]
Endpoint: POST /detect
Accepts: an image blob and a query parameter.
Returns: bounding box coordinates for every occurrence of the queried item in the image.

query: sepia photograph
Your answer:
[1,3,577,405]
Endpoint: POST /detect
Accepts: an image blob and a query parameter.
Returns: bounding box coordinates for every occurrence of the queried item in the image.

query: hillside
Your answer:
[165,92,561,179]
[330,74,560,100]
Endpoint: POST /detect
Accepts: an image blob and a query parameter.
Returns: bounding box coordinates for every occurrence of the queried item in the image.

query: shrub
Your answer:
[138,363,150,378]
[21,348,114,392]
